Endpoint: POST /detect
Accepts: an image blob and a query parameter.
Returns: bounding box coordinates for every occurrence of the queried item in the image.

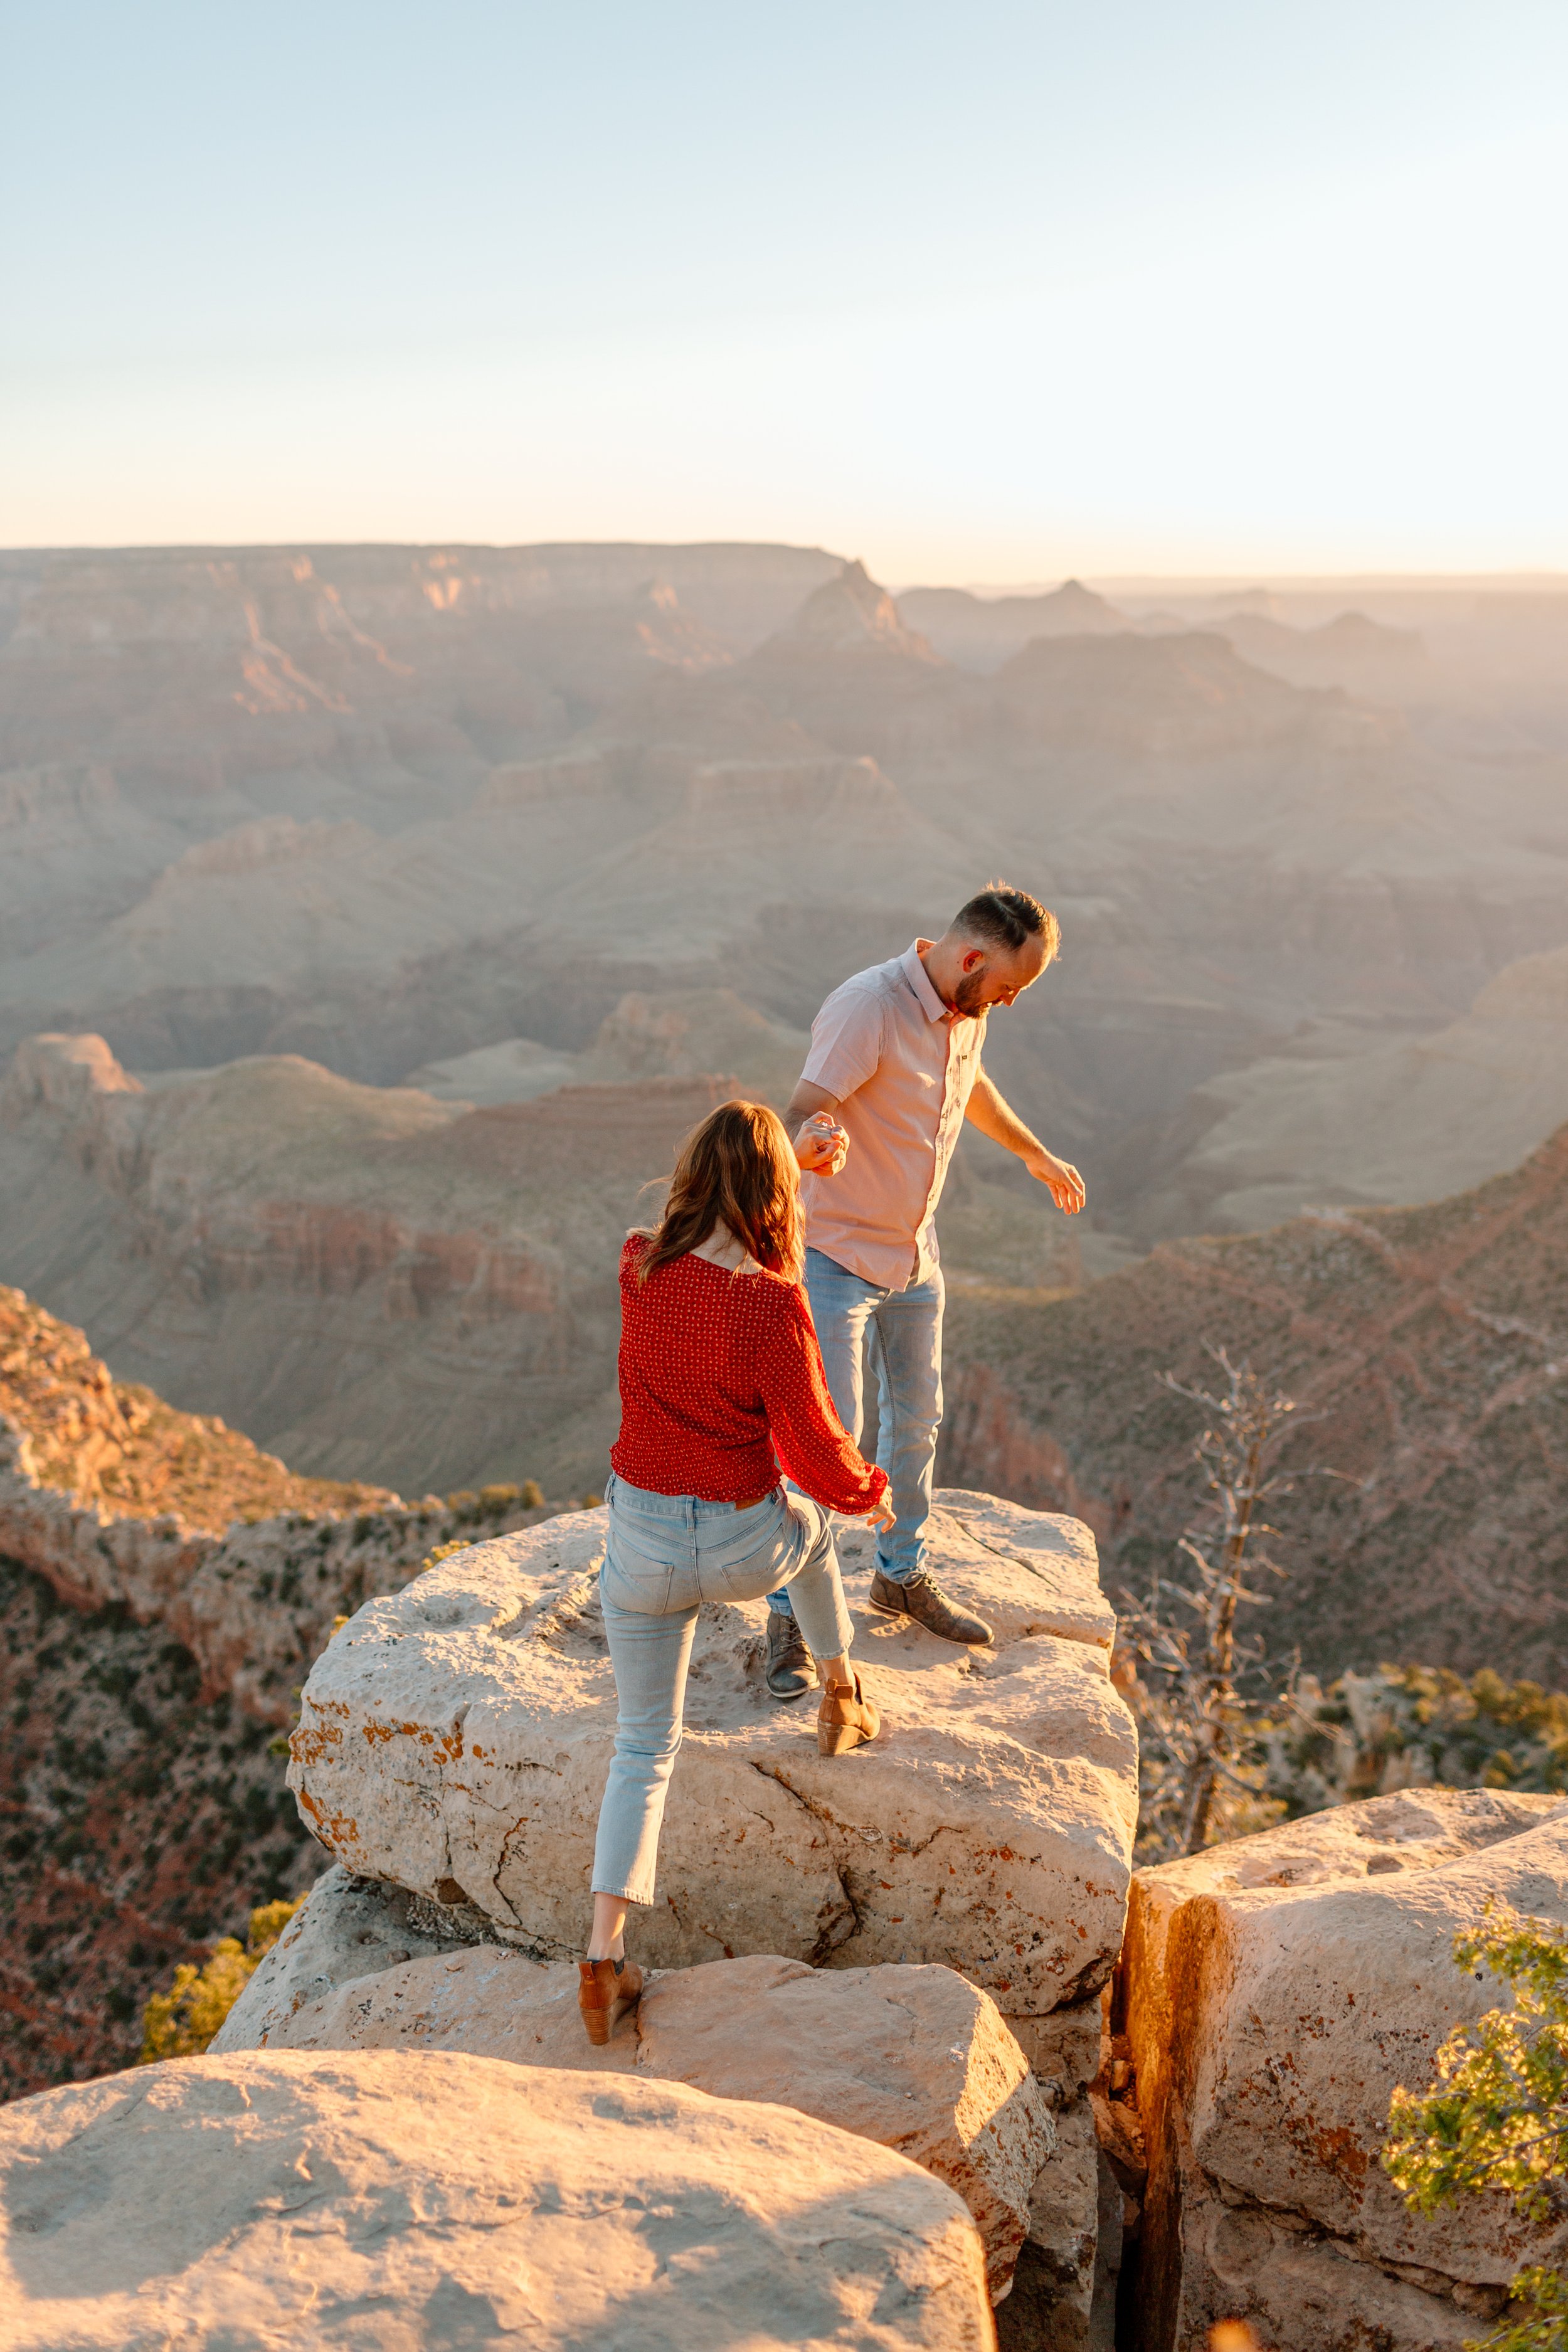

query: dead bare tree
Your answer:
[1120,1347,1312,1859]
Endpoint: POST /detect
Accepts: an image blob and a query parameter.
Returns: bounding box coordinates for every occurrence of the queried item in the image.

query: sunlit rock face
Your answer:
[221,1932,1054,2303]
[287,1493,1135,2012]
[0,2048,997,2351]
[263,1493,1131,2333]
[1116,1789,1568,2352]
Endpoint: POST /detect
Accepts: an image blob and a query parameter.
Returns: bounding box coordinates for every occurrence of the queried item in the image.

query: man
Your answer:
[766,882,1086,1699]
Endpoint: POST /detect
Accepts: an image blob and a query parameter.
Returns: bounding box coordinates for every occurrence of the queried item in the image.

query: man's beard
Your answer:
[952,968,990,1017]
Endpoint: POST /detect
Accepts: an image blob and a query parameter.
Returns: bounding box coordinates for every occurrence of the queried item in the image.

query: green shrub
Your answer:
[1384,1904,1568,2351]
[1268,1667,1568,1814]
[139,1896,302,2062]
[416,1540,469,1576]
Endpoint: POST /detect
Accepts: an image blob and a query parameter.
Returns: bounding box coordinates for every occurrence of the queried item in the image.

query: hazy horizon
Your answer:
[3,539,1565,602]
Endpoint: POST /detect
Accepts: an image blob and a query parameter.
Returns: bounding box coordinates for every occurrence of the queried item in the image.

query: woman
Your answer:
[579,1098,892,2045]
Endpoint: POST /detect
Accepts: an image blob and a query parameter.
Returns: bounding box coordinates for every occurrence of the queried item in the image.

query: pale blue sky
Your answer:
[3,1,1564,574]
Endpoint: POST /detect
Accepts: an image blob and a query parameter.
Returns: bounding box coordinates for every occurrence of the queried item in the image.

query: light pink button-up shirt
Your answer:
[798,940,987,1290]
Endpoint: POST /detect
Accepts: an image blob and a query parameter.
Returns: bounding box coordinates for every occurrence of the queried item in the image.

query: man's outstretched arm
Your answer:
[785,1079,849,1174]
[965,1068,1086,1214]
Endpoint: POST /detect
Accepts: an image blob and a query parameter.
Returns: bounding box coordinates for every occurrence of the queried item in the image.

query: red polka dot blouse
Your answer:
[609,1234,889,1513]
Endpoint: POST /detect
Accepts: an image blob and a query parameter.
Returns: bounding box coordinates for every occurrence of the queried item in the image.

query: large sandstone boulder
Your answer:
[213,1863,470,2048]
[1118,1788,1568,2352]
[637,1953,1049,2301]
[0,2049,996,2349]
[223,1935,1051,2299]
[287,1493,1135,2018]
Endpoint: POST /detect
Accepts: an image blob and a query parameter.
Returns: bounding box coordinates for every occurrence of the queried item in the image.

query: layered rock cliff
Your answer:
[941,1122,1568,1685]
[0,1031,735,1495]
[0,1283,555,2095]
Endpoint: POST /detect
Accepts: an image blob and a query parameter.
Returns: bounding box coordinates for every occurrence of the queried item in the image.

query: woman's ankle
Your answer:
[588,1892,629,1963]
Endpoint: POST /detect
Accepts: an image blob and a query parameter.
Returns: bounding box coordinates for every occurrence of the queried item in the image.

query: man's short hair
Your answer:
[953,881,1060,961]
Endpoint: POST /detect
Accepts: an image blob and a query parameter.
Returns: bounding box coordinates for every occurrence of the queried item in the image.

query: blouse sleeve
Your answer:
[756,1286,889,1514]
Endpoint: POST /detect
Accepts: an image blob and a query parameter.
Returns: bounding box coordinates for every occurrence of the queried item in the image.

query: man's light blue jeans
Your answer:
[591,1472,855,1905]
[770,1246,944,1619]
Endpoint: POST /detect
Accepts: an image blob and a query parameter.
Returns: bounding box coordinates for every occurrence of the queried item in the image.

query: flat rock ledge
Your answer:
[1116,1787,1568,2352]
[0,2049,995,2351]
[223,1933,1051,2301]
[287,1491,1135,2017]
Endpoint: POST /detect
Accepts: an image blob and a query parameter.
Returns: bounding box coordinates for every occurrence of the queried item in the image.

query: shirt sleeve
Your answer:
[800,979,884,1103]
[756,1287,889,1515]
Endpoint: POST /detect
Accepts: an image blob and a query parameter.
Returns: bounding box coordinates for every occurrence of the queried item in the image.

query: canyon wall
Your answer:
[941,1122,1568,1685]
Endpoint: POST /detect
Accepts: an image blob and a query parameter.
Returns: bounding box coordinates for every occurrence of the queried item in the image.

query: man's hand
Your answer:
[1024,1145,1086,1215]
[795,1109,849,1175]
[965,1071,1086,1212]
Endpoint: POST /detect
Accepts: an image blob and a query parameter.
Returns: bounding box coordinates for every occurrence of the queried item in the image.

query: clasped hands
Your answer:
[793,1109,850,1175]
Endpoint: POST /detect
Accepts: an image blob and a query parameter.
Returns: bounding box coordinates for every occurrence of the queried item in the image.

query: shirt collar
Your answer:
[901,940,953,1024]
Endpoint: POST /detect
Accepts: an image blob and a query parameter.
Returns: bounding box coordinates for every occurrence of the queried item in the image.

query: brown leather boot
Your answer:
[869,1567,992,1646]
[817,1670,881,1757]
[578,1955,644,2045]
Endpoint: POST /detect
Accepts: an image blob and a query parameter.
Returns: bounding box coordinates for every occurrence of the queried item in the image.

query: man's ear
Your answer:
[961,947,986,973]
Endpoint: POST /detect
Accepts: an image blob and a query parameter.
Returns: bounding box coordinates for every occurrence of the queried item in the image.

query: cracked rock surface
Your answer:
[287,1491,1135,2015]
[0,2048,997,2349]
[1119,1787,1568,2352]
[223,1929,1052,2302]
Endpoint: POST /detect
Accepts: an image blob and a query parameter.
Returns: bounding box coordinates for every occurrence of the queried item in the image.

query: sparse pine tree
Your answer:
[1120,1347,1313,1860]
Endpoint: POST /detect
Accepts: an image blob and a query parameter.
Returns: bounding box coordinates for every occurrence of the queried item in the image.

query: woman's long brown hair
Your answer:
[638,1099,803,1284]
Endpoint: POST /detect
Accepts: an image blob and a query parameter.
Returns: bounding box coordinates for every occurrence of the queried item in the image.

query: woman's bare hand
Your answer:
[866,1494,896,1532]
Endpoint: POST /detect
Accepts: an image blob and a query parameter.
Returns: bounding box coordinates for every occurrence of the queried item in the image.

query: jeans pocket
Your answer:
[601,1540,677,1616]
[707,1518,802,1607]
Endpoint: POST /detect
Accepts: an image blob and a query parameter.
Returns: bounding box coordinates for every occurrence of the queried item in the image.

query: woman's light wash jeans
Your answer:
[770,1246,944,1619]
[591,1471,855,1905]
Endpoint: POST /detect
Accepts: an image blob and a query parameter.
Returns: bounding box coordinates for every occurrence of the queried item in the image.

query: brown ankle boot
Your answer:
[578,1955,644,2045]
[817,1671,881,1757]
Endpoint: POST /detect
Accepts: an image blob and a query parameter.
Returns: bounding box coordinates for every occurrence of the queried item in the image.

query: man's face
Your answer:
[952,935,1051,1018]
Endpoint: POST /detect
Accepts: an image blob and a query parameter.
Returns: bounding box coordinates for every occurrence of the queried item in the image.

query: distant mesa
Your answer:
[1211,605,1427,689]
[1135,939,1568,1240]
[994,627,1394,755]
[1205,585,1286,619]
[408,988,808,1111]
[897,578,1131,670]
[760,558,941,663]
[1313,610,1423,657]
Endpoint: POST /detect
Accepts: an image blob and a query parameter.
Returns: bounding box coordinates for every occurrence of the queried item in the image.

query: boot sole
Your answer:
[818,1719,876,1756]
[766,1677,815,1702]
